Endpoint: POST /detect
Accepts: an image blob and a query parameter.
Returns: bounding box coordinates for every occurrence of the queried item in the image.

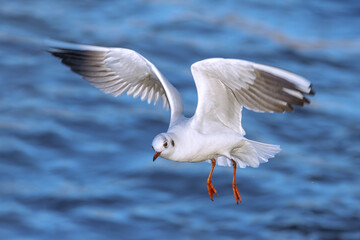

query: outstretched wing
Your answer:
[47,40,183,126]
[191,58,314,135]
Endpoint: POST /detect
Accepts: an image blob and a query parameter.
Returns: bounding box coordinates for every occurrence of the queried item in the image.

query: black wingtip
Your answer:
[309,85,316,96]
[303,96,310,104]
[286,103,294,112]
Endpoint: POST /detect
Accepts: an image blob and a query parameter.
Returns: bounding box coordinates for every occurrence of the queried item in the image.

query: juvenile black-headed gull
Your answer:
[48,41,314,204]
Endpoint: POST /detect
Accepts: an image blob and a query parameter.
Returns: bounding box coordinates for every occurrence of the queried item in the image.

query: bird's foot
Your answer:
[207,180,217,201]
[232,183,242,204]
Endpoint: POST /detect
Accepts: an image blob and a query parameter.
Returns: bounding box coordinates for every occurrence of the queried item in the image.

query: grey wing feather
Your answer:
[191,58,314,135]
[49,43,166,106]
[48,40,184,124]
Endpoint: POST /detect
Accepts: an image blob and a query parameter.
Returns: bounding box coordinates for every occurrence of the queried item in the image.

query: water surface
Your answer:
[0,1,359,239]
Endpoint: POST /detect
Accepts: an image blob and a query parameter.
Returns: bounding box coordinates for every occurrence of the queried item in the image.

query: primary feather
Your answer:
[191,58,314,136]
[47,40,184,126]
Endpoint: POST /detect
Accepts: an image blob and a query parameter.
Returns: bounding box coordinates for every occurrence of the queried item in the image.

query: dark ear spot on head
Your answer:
[171,140,175,147]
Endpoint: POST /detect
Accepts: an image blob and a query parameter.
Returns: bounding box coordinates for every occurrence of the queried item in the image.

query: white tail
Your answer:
[208,139,281,168]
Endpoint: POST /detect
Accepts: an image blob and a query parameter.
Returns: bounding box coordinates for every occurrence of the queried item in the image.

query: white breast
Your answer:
[164,118,244,163]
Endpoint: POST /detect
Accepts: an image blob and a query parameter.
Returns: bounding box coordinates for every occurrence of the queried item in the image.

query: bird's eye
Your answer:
[163,142,168,148]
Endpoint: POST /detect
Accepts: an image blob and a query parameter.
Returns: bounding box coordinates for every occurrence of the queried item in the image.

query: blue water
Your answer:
[1,1,360,239]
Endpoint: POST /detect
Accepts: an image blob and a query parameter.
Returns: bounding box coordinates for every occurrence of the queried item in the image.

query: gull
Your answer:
[48,40,314,204]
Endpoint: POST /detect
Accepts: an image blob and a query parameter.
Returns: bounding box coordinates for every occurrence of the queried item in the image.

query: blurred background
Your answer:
[1,0,359,239]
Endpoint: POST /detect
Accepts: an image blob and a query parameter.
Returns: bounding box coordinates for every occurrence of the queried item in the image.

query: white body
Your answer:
[164,116,242,162]
[48,40,313,168]
[153,115,281,168]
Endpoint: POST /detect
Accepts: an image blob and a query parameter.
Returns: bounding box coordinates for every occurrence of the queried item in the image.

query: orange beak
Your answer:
[153,151,161,162]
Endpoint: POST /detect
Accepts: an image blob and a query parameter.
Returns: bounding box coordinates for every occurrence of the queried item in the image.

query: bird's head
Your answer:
[152,133,175,161]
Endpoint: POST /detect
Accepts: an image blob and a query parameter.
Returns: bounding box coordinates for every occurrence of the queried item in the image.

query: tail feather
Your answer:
[207,139,281,168]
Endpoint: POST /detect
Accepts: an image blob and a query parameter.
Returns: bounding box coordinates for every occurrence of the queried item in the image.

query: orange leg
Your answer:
[207,158,217,201]
[230,159,242,204]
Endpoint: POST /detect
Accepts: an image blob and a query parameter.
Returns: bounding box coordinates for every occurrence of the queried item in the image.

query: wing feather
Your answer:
[48,40,184,125]
[191,58,314,135]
